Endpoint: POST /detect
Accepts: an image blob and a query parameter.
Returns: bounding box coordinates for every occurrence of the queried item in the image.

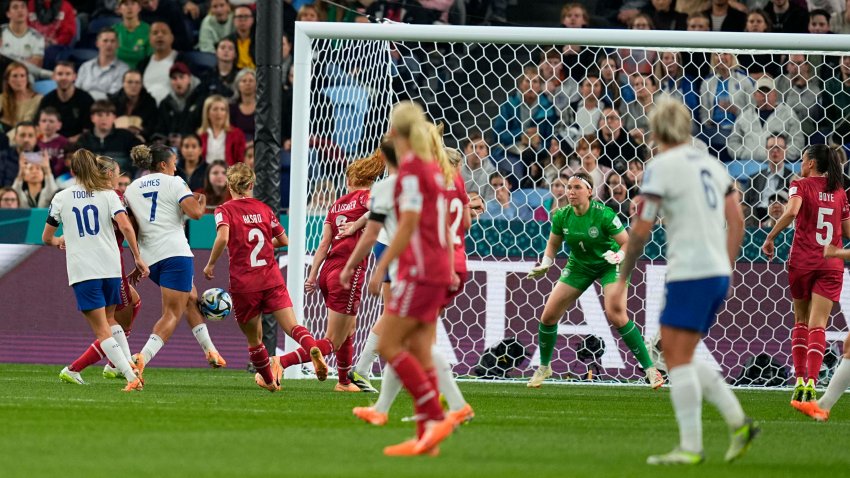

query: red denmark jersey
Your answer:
[446,174,469,274]
[394,153,451,286]
[324,189,370,267]
[789,176,850,271]
[214,198,286,293]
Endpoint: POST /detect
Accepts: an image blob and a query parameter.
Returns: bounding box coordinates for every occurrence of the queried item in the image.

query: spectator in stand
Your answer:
[618,14,657,76]
[738,10,781,79]
[765,0,808,33]
[229,68,255,142]
[698,52,753,161]
[1,0,45,69]
[493,66,557,156]
[76,28,130,101]
[598,54,630,111]
[575,135,609,201]
[282,33,292,82]
[703,0,747,31]
[744,133,795,222]
[728,76,803,161]
[775,54,823,138]
[242,140,253,169]
[114,0,151,70]
[76,99,142,172]
[809,8,832,33]
[460,130,497,201]
[807,9,841,79]
[156,61,204,137]
[36,61,94,141]
[11,119,37,155]
[760,191,788,229]
[138,22,190,104]
[822,56,850,140]
[544,148,570,185]
[602,171,631,225]
[563,75,607,141]
[683,12,712,79]
[622,72,665,144]
[297,3,323,21]
[198,0,234,53]
[0,132,16,186]
[646,0,688,30]
[481,172,518,221]
[198,158,230,212]
[0,186,21,207]
[26,0,76,68]
[626,157,644,192]
[227,5,255,70]
[109,69,159,140]
[559,3,600,106]
[36,107,68,177]
[198,94,245,166]
[199,37,237,98]
[0,62,41,133]
[177,132,206,191]
[139,0,194,52]
[654,51,699,120]
[597,107,646,174]
[830,0,850,34]
[533,176,568,221]
[12,147,56,208]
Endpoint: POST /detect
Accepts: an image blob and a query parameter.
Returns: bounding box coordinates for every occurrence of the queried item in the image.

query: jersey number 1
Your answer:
[248,228,267,267]
[816,207,834,246]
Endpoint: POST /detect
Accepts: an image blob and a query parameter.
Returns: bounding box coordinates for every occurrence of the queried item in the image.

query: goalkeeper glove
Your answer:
[527,256,555,279]
[603,250,625,265]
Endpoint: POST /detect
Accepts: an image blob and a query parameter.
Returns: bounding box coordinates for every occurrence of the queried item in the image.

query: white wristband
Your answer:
[540,256,555,268]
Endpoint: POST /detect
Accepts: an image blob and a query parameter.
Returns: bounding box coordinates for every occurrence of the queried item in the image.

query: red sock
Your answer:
[806,327,826,384]
[278,348,310,369]
[316,338,334,356]
[390,351,444,424]
[69,341,104,372]
[291,325,317,351]
[249,344,275,385]
[791,323,808,379]
[337,335,354,384]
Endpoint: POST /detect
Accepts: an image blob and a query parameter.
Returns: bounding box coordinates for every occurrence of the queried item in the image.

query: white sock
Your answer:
[110,325,132,362]
[353,332,380,378]
[819,357,850,411]
[141,334,164,364]
[432,346,466,411]
[374,364,403,414]
[192,324,217,354]
[669,363,703,453]
[101,337,137,382]
[693,361,745,429]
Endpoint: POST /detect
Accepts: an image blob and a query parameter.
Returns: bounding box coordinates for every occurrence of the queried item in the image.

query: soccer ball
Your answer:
[199,288,232,321]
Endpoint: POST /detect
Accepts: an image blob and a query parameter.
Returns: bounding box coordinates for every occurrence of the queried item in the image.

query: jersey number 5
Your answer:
[248,228,267,267]
[816,207,834,246]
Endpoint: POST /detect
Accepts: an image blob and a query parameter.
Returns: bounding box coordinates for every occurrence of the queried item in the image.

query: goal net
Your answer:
[289,23,850,386]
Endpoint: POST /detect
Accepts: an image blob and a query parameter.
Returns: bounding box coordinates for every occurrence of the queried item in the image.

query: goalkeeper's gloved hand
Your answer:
[603,250,625,265]
[527,256,555,279]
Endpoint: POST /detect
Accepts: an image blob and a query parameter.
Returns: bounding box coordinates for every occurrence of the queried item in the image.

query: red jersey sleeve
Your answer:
[214,206,230,229]
[789,179,802,199]
[269,208,285,238]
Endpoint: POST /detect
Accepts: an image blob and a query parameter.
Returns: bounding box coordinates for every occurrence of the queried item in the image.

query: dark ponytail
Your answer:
[805,144,844,193]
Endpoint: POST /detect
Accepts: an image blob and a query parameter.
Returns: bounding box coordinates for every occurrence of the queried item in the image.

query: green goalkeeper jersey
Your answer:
[550,201,625,274]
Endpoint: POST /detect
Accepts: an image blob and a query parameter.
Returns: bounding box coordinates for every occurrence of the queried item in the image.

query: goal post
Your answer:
[289,21,850,385]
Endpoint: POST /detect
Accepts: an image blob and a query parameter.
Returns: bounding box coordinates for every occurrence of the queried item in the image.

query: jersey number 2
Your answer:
[816,207,834,246]
[248,228,267,267]
[448,198,463,246]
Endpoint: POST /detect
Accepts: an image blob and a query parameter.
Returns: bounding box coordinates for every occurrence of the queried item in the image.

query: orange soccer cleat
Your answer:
[270,357,283,383]
[131,353,145,381]
[334,382,361,392]
[310,347,328,381]
[352,406,388,426]
[384,439,439,457]
[255,372,281,392]
[793,401,830,422]
[446,403,475,426]
[122,378,144,392]
[413,417,456,454]
[206,351,227,368]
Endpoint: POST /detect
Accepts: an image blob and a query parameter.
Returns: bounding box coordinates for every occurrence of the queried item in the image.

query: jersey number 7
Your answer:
[142,191,158,222]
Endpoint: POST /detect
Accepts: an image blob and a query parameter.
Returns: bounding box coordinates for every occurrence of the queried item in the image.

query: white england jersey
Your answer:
[640,144,733,282]
[124,173,194,265]
[48,186,125,285]
[369,174,398,281]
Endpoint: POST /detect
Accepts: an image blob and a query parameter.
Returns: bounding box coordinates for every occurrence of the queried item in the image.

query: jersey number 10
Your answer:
[71,205,100,237]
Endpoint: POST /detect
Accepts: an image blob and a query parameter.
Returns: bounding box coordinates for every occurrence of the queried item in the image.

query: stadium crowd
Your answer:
[0,0,848,232]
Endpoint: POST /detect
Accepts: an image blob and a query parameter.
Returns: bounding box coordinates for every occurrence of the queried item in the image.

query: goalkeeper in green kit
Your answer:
[526,171,664,389]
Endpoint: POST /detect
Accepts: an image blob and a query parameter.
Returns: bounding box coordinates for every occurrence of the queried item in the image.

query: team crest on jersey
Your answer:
[562,228,569,235]
[612,217,622,229]
[561,268,570,277]
[588,226,599,238]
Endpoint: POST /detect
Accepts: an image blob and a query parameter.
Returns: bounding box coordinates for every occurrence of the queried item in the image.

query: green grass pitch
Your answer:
[1,364,848,478]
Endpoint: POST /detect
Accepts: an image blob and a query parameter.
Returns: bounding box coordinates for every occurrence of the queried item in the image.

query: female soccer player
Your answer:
[762,144,850,405]
[274,149,385,391]
[203,163,327,392]
[60,159,144,384]
[46,149,147,392]
[124,144,224,380]
[365,101,456,456]
[525,171,662,389]
[613,99,756,465]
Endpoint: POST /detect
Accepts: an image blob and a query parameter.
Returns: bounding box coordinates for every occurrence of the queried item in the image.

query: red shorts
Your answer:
[231,286,293,324]
[319,262,365,316]
[788,267,843,302]
[443,271,468,306]
[116,275,131,311]
[386,280,449,323]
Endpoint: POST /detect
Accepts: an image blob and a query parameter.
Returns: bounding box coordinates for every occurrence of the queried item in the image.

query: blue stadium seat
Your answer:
[183,51,217,77]
[33,80,56,95]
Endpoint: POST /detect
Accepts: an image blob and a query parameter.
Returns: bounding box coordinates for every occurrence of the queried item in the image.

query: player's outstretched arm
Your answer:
[340,219,382,289]
[724,189,745,268]
[180,193,206,220]
[204,225,229,280]
[115,211,149,278]
[337,212,369,239]
[762,195,801,260]
[527,232,564,279]
[306,223,333,292]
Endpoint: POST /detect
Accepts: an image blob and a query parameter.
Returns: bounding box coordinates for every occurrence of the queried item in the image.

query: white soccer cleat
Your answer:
[102,364,124,379]
[59,366,86,385]
[646,448,704,465]
[646,367,664,390]
[526,365,552,388]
